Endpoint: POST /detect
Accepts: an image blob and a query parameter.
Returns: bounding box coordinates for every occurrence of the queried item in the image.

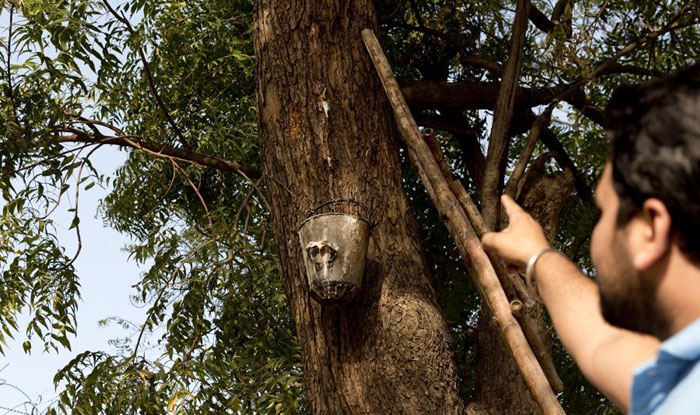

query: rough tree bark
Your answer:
[254,1,465,413]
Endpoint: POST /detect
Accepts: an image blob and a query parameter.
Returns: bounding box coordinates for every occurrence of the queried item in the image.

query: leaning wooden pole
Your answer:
[362,29,565,415]
[422,129,564,393]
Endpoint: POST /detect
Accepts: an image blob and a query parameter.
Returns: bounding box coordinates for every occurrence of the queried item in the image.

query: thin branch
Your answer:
[55,126,261,180]
[101,0,192,150]
[0,142,97,180]
[551,9,698,108]
[131,237,217,359]
[393,23,503,74]
[65,145,102,269]
[172,160,214,231]
[504,106,554,199]
[529,4,555,33]
[6,5,19,123]
[584,0,609,35]
[538,123,593,201]
[482,0,531,229]
[551,0,570,24]
[597,63,666,78]
[233,177,264,234]
[551,0,572,37]
[408,0,426,28]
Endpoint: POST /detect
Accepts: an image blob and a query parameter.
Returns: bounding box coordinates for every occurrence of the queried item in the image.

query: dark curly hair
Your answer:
[605,63,700,261]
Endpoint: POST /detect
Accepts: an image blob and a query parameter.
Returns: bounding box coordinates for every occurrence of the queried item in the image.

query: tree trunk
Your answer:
[254,1,465,413]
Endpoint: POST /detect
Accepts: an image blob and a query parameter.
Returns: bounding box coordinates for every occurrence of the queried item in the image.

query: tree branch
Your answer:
[408,0,425,28]
[504,106,554,199]
[392,23,503,74]
[403,50,679,129]
[528,5,554,33]
[54,123,261,180]
[64,145,102,269]
[101,0,192,151]
[549,9,698,109]
[598,63,666,78]
[552,0,573,37]
[482,0,531,229]
[538,124,592,201]
[551,0,570,24]
[5,5,19,123]
[414,113,478,136]
[402,80,566,110]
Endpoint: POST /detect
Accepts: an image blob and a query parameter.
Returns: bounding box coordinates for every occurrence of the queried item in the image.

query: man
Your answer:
[482,64,700,414]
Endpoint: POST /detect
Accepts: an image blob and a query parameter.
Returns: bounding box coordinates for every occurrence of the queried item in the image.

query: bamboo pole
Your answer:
[362,29,565,414]
[421,130,563,393]
[422,129,534,307]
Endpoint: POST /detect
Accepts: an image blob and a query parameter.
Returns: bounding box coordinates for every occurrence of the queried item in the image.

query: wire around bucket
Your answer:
[300,199,374,229]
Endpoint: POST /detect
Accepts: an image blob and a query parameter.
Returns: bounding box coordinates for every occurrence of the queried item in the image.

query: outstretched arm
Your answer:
[482,195,659,411]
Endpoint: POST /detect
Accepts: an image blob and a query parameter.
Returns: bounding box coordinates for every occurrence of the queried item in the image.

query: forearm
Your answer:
[535,251,659,409]
[536,251,610,357]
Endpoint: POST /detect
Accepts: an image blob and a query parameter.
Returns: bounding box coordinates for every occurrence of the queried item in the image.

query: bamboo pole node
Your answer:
[510,299,524,316]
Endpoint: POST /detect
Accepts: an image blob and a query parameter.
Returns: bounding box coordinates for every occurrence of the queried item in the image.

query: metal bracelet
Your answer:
[525,248,560,294]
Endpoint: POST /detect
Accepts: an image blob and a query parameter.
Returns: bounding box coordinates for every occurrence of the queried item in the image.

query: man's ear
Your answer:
[630,198,672,270]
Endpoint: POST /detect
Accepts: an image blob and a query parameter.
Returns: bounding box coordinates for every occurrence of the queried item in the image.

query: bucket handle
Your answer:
[302,198,371,221]
[296,199,378,234]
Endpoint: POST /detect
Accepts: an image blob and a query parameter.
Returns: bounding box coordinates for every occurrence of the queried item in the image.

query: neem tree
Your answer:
[0,0,698,413]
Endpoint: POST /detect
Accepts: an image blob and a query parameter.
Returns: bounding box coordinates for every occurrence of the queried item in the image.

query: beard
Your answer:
[597,254,670,339]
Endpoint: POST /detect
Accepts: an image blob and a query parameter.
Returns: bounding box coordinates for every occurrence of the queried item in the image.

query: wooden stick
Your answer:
[423,129,563,393]
[362,29,565,415]
[421,129,534,307]
[518,309,565,393]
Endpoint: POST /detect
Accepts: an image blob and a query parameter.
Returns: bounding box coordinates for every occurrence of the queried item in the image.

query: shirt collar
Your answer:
[630,318,700,414]
[659,317,700,361]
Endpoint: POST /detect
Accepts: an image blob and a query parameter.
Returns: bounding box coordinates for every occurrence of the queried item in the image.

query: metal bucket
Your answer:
[298,211,370,305]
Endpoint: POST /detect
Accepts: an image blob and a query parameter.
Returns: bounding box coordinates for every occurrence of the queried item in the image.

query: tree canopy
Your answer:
[0,0,698,413]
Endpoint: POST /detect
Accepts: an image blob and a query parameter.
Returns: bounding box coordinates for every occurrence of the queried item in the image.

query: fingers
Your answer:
[500,194,524,220]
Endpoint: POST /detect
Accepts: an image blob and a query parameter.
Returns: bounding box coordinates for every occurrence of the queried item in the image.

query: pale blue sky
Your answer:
[0,6,166,413]
[0,147,148,413]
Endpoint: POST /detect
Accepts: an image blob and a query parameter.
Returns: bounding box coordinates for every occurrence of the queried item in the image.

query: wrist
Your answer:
[525,248,560,294]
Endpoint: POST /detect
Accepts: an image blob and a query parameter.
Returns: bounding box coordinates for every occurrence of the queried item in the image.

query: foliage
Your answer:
[1,0,302,413]
[0,0,698,413]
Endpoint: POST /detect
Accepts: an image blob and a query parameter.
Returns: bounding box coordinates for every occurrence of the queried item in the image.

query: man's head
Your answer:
[591,64,700,339]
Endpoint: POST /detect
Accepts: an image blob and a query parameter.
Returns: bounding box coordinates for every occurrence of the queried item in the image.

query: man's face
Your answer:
[590,163,663,336]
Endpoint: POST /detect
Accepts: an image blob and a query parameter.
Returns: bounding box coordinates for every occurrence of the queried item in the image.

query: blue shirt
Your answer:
[631,318,700,414]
